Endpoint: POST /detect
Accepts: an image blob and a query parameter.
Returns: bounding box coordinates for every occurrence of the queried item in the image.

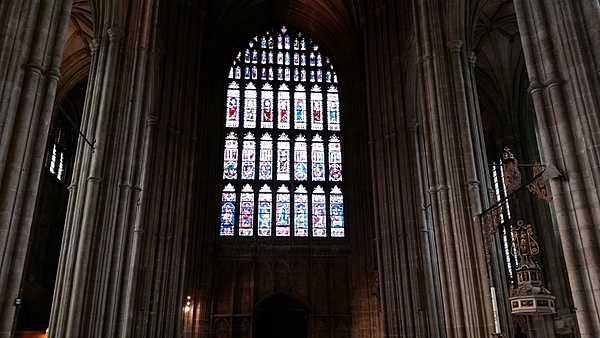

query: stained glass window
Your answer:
[261,84,274,128]
[278,84,290,129]
[294,135,308,181]
[239,184,255,236]
[294,185,309,237]
[311,135,325,181]
[312,186,327,237]
[226,82,240,128]
[328,135,342,181]
[241,133,256,180]
[310,85,323,131]
[327,86,340,131]
[244,83,257,128]
[277,134,290,180]
[259,133,273,180]
[330,186,344,237]
[223,132,238,179]
[220,184,236,236]
[294,85,307,129]
[220,26,344,238]
[276,185,291,236]
[258,185,272,236]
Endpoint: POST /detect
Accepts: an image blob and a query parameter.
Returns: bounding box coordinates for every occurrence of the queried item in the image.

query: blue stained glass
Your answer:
[239,184,254,236]
[276,185,290,236]
[330,186,344,237]
[312,186,326,237]
[222,132,238,179]
[258,185,272,236]
[327,87,340,131]
[294,185,308,237]
[220,184,236,236]
[294,85,307,130]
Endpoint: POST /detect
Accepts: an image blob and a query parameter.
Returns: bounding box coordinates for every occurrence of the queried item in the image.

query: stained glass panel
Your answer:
[327,87,340,131]
[277,134,290,180]
[241,133,256,180]
[261,84,274,128]
[330,186,344,237]
[312,186,326,237]
[276,185,290,236]
[226,82,240,128]
[259,133,273,180]
[239,184,254,236]
[294,185,308,237]
[294,85,307,129]
[220,184,236,236]
[223,132,238,179]
[258,185,272,236]
[311,135,325,181]
[278,84,290,129]
[294,135,308,181]
[310,86,323,130]
[328,135,342,182]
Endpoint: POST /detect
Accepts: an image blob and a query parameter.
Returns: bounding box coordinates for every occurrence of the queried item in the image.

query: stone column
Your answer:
[412,0,496,337]
[0,0,73,336]
[359,0,439,336]
[514,1,600,337]
[46,0,179,336]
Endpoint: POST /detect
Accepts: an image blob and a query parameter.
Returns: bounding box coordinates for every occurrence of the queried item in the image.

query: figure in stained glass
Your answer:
[223,132,238,179]
[258,185,272,236]
[239,185,254,236]
[294,185,309,237]
[276,185,291,236]
[277,134,290,180]
[294,135,308,180]
[259,133,273,180]
[330,186,345,237]
[311,88,323,130]
[312,135,325,181]
[312,186,326,237]
[220,184,236,236]
[241,133,256,179]
[278,86,290,129]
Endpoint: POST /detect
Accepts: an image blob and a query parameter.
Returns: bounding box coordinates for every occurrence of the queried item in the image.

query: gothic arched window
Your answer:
[219,26,344,238]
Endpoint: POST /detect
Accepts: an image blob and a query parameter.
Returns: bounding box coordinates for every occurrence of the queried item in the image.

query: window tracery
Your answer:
[219,26,344,238]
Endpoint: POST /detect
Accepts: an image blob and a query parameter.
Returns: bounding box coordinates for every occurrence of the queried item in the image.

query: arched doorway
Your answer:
[255,294,308,338]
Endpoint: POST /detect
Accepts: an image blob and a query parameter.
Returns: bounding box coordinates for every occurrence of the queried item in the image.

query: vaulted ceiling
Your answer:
[58,0,93,102]
[471,0,530,153]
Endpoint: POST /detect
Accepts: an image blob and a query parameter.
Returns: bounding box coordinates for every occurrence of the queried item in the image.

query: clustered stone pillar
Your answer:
[359,1,434,336]
[413,0,496,337]
[514,1,600,337]
[44,0,194,336]
[0,0,73,336]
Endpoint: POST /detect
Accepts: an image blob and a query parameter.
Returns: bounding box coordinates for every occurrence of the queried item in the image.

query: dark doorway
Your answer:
[255,294,308,338]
